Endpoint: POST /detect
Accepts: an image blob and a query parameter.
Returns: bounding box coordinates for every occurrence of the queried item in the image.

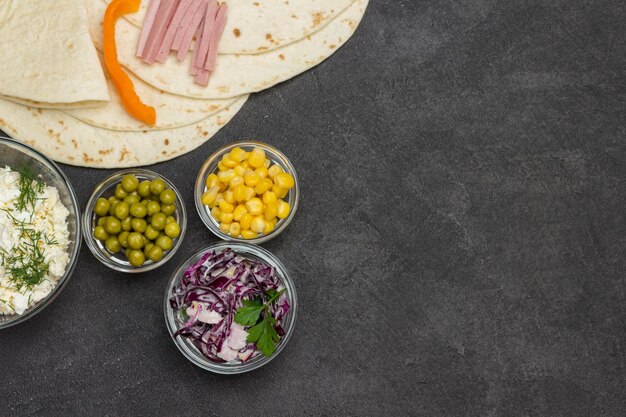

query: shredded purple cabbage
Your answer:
[170,248,290,363]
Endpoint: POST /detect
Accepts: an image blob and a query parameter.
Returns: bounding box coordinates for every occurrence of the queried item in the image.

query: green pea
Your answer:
[104,216,122,234]
[131,218,147,233]
[161,203,176,216]
[114,202,130,220]
[138,180,152,197]
[128,249,145,267]
[105,236,122,253]
[121,174,139,193]
[108,196,120,205]
[109,202,118,216]
[145,225,159,240]
[164,222,180,239]
[140,199,148,206]
[156,235,173,251]
[142,235,150,247]
[165,215,176,224]
[118,231,130,248]
[149,179,166,195]
[93,226,109,241]
[127,232,144,249]
[94,198,110,216]
[147,245,164,262]
[159,189,176,205]
[124,248,132,259]
[114,184,128,199]
[143,243,155,257]
[124,194,140,205]
[121,216,132,231]
[151,212,167,231]
[146,201,161,216]
[97,217,106,227]
[130,202,147,218]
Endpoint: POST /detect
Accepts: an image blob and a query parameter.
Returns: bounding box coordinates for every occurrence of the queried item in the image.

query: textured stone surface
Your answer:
[1,0,625,415]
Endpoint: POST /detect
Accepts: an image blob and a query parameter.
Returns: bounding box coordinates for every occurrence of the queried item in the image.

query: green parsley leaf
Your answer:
[234,298,264,326]
[246,314,279,357]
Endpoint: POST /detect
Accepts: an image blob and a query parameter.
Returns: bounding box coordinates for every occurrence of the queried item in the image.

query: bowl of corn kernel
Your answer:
[194,141,299,244]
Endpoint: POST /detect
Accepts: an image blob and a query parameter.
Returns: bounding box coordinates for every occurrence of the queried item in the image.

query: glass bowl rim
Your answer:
[163,241,298,374]
[82,168,187,273]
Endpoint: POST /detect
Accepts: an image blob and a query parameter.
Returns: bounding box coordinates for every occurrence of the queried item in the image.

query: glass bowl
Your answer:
[82,169,187,273]
[194,141,299,244]
[0,136,81,329]
[164,242,297,374]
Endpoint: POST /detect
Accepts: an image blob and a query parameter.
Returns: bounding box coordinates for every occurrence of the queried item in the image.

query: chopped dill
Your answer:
[14,166,45,212]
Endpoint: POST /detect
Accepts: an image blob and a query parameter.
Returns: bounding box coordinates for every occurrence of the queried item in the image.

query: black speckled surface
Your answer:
[1,0,626,415]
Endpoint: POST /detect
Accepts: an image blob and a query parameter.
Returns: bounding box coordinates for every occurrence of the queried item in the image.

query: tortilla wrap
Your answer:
[0,0,109,108]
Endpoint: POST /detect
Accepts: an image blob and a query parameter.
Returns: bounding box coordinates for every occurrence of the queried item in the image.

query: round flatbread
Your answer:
[0,96,248,168]
[63,56,238,131]
[87,0,368,99]
[103,0,356,55]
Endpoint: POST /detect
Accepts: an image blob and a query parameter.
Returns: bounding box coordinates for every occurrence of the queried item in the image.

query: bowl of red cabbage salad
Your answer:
[165,242,296,373]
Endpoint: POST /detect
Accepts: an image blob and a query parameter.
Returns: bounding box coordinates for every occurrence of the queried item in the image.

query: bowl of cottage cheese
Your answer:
[0,137,81,328]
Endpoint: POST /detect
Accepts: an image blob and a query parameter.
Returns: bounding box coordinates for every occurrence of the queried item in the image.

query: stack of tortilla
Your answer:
[0,0,368,168]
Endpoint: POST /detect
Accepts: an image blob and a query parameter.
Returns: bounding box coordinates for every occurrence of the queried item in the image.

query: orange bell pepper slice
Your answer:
[103,0,156,125]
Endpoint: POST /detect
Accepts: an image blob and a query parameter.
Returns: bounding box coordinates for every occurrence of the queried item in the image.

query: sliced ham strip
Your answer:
[142,0,180,64]
[177,0,211,61]
[191,0,218,68]
[136,0,162,57]
[155,0,194,63]
[203,3,228,71]
[194,68,211,87]
[189,22,203,75]
[171,0,204,52]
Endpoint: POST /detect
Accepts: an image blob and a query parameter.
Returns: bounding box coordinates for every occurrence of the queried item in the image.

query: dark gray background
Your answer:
[1,0,625,415]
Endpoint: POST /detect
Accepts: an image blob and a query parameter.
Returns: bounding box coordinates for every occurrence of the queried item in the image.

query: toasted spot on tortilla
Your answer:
[257,46,269,51]
[279,54,285,60]
[71,139,78,149]
[311,11,324,28]
[218,86,229,93]
[291,14,298,19]
[47,129,54,135]
[66,40,75,49]
[162,151,167,155]
[164,139,170,145]
[266,33,272,40]
[253,1,259,5]
[202,131,209,136]
[234,28,241,37]
[329,44,336,49]
[83,153,94,163]
[68,156,74,161]
[58,120,64,126]
[119,148,130,162]
[98,149,112,155]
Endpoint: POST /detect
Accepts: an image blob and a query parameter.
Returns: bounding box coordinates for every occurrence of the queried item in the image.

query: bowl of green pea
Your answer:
[82,169,187,273]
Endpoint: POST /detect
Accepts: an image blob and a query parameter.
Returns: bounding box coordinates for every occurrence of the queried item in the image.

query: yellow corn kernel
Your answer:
[233,165,246,177]
[264,201,278,221]
[274,172,295,190]
[233,185,248,202]
[272,184,289,199]
[230,176,244,189]
[217,161,228,171]
[250,216,266,233]
[221,154,238,168]
[277,200,290,219]
[264,158,271,168]
[220,212,234,224]
[262,191,277,205]
[217,169,235,184]
[224,190,235,204]
[209,193,223,208]
[229,222,241,237]
[229,147,247,162]
[201,186,220,206]
[233,204,248,221]
[254,178,273,195]
[211,207,222,222]
[244,186,256,201]
[263,219,276,234]
[240,213,253,230]
[243,170,260,187]
[245,198,264,216]
[267,164,283,179]
[255,166,268,179]
[240,160,250,169]
[205,173,219,189]
[241,230,257,240]
[248,147,266,168]
[218,199,234,213]
[219,222,231,233]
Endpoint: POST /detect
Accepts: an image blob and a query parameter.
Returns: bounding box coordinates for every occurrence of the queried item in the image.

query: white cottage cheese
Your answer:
[0,167,70,315]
